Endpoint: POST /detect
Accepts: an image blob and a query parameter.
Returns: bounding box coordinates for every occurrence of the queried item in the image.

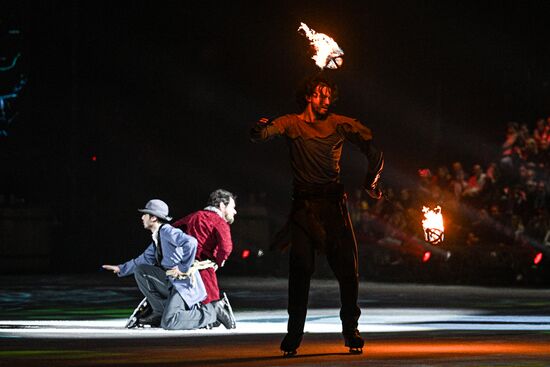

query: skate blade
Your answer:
[282,350,297,357]
[125,317,143,329]
[125,298,148,328]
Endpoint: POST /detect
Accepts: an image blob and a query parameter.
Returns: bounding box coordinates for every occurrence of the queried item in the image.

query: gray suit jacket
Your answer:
[118,224,207,307]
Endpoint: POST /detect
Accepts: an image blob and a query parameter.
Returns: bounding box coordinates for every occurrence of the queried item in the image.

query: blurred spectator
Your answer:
[502,122,523,157]
[434,165,452,191]
[510,214,525,241]
[538,139,549,170]
[478,162,500,205]
[397,188,414,212]
[533,117,549,149]
[521,138,539,163]
[416,168,443,209]
[500,122,522,182]
[525,209,550,245]
[450,161,468,199]
[518,123,530,143]
[463,164,486,200]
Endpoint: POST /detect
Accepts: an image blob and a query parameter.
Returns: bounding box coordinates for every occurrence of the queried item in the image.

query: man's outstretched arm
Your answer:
[249,116,287,142]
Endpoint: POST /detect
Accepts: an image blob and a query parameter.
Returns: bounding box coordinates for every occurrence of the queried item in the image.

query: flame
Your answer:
[298,22,344,69]
[422,206,445,245]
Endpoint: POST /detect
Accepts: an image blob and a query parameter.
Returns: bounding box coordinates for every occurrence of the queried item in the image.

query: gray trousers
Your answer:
[134,264,171,316]
[133,263,217,330]
[162,292,217,330]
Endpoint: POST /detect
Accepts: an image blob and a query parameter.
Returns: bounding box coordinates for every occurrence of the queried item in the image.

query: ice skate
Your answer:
[137,312,161,327]
[215,292,236,329]
[280,332,303,357]
[343,330,364,354]
[125,297,151,329]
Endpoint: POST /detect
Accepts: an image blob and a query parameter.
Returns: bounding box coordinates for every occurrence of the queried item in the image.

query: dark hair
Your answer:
[295,75,339,110]
[207,189,236,207]
[507,121,519,131]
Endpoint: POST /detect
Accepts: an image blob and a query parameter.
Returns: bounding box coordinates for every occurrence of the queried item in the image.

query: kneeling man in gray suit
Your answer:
[103,199,235,330]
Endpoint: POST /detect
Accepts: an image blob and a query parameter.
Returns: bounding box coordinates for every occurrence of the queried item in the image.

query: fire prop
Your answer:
[298,22,344,69]
[422,206,445,245]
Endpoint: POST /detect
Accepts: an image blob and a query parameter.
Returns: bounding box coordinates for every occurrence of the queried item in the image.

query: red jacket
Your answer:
[173,210,233,304]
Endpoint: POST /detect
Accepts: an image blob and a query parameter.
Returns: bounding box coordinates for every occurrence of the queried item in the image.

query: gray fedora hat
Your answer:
[138,199,172,221]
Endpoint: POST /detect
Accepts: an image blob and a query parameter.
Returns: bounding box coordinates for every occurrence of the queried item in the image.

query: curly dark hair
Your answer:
[207,189,236,207]
[295,74,339,110]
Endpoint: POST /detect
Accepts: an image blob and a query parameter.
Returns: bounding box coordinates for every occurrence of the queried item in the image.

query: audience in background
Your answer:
[349,117,550,274]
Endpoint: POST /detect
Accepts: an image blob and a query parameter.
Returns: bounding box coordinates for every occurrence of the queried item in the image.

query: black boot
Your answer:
[126,298,152,329]
[138,313,162,327]
[280,332,303,357]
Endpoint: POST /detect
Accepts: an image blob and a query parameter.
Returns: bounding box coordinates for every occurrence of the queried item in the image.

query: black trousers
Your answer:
[287,195,361,336]
[134,264,171,316]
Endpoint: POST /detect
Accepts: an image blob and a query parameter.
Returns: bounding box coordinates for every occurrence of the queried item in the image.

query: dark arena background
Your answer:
[1,1,550,366]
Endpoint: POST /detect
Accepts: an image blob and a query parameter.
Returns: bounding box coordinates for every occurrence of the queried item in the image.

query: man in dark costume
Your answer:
[250,75,384,355]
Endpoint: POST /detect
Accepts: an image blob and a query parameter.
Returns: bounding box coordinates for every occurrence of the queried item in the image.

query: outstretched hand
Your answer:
[102,264,120,274]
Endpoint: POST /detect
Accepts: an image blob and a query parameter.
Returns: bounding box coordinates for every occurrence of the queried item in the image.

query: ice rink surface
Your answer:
[2,275,550,366]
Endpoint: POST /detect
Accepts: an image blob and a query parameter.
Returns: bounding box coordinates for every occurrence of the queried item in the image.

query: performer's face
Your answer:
[141,213,156,230]
[220,197,237,225]
[307,85,332,118]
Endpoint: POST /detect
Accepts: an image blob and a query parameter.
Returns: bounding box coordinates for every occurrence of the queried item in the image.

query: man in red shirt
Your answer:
[173,189,236,306]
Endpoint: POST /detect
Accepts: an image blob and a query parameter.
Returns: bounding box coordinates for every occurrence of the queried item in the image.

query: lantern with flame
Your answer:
[422,206,445,245]
[298,22,344,69]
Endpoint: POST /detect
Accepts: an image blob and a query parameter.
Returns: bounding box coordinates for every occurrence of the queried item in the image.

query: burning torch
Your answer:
[422,206,445,245]
[298,22,344,70]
